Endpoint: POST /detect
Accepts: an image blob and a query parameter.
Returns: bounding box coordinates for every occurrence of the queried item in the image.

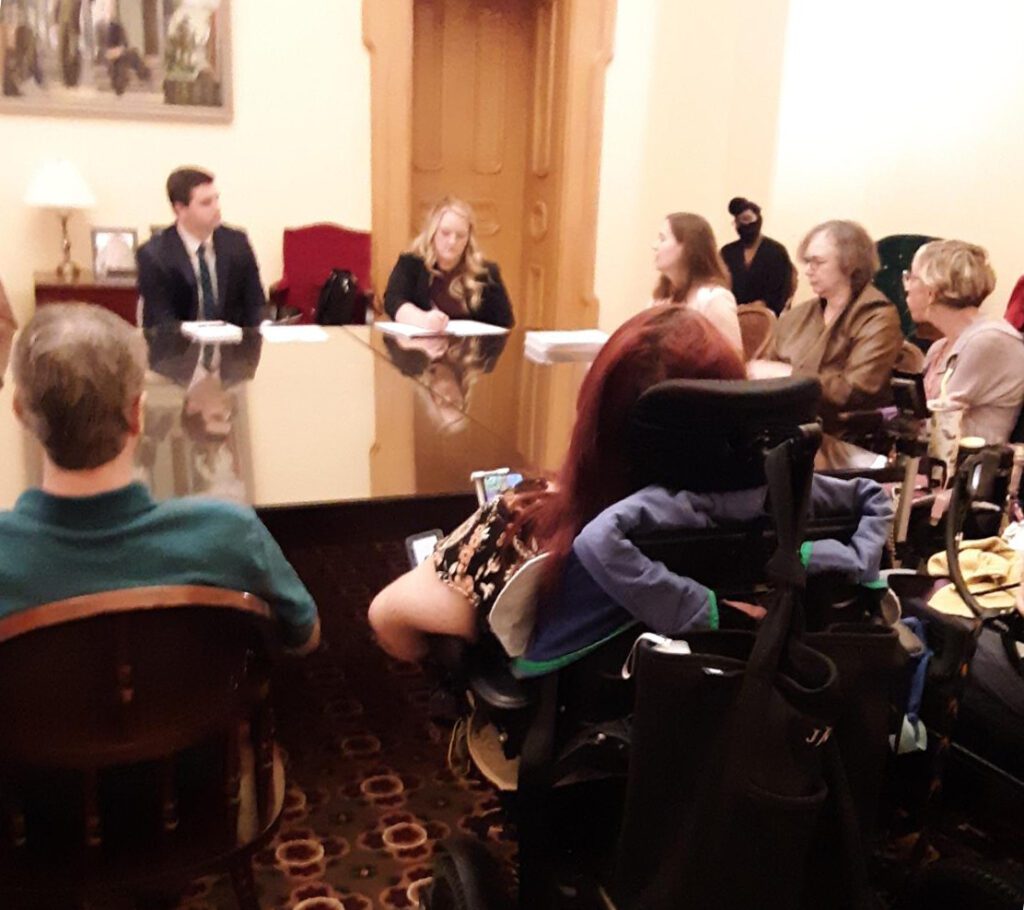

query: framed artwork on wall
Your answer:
[91,227,138,277]
[1,0,232,123]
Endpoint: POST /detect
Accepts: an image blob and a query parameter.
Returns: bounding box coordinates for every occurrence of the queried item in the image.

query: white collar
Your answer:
[176,223,214,256]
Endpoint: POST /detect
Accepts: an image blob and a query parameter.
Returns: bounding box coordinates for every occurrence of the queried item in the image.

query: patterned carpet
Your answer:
[171,539,514,910]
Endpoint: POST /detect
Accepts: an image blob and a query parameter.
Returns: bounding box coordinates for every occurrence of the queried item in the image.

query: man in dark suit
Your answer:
[136,167,266,327]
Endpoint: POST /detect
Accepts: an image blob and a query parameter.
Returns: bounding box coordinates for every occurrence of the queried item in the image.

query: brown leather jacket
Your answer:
[773,283,902,427]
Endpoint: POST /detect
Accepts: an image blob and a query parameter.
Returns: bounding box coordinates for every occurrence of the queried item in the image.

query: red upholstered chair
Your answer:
[269,223,372,324]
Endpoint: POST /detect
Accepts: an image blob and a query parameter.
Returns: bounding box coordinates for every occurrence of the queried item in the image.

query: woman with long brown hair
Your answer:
[651,212,742,356]
[368,305,746,662]
[384,196,514,331]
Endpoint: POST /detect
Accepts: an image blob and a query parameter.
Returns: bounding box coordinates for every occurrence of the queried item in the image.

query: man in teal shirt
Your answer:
[0,303,319,652]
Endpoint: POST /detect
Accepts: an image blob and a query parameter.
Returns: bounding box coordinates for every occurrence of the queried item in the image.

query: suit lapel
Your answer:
[164,227,197,290]
[213,227,230,318]
[163,227,200,319]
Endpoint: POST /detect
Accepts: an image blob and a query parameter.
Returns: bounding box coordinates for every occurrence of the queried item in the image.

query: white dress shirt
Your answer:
[176,224,219,316]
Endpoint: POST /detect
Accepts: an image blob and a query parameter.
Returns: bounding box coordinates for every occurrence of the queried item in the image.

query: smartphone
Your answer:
[405,529,443,569]
[470,468,524,506]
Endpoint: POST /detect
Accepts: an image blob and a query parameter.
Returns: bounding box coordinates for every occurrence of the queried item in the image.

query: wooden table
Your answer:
[34,271,139,325]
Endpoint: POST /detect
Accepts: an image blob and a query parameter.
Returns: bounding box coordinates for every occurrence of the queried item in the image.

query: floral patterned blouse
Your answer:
[432,488,543,615]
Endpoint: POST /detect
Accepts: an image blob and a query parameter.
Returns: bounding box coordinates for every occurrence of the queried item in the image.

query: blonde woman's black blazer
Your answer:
[383,253,514,327]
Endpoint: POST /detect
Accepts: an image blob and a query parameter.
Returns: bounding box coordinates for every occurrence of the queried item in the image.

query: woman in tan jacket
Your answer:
[773,220,902,432]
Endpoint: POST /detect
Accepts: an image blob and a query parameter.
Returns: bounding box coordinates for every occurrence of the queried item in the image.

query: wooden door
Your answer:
[411,0,531,311]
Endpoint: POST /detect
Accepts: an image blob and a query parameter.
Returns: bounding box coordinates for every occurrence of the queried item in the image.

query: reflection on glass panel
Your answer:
[139,329,263,503]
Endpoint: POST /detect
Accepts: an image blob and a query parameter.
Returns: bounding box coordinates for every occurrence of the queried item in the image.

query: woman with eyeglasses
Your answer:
[771,220,902,430]
[905,240,1024,444]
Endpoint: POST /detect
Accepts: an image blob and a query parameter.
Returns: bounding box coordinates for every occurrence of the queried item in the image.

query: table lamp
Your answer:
[25,159,97,282]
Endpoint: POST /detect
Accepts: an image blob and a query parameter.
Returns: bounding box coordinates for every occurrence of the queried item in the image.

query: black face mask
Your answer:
[737,218,762,246]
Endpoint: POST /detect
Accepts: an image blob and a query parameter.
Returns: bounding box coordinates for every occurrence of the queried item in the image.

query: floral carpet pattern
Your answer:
[174,540,514,910]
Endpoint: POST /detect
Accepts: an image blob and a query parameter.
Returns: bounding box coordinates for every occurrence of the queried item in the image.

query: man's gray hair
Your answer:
[13,303,146,470]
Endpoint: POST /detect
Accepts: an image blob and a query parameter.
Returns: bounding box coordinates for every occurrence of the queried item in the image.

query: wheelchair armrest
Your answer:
[835,408,893,434]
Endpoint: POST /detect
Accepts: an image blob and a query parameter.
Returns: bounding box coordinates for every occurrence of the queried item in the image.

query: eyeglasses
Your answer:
[803,256,830,270]
[902,269,918,284]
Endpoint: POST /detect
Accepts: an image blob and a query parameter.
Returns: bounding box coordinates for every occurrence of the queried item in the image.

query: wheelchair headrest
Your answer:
[629,376,822,492]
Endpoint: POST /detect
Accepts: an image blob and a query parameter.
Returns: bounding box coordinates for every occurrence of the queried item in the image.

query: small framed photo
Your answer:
[91,228,139,278]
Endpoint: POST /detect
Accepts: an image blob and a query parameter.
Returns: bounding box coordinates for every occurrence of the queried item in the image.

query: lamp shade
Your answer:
[25,159,96,211]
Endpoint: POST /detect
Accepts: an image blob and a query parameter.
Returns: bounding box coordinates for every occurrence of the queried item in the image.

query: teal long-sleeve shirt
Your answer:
[0,483,318,649]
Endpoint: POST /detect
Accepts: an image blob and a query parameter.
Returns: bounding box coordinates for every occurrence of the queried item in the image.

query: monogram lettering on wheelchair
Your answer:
[805,725,833,747]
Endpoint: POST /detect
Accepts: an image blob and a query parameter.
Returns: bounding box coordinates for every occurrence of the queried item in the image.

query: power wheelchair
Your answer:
[418,376,929,910]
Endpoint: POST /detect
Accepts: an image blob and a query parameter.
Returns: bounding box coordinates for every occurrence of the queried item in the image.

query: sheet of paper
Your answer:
[259,324,329,343]
[374,320,509,338]
[524,329,608,363]
[180,321,243,344]
[445,320,509,336]
[525,329,608,348]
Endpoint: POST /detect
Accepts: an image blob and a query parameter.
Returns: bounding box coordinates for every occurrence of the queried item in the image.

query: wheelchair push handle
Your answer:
[944,443,1024,622]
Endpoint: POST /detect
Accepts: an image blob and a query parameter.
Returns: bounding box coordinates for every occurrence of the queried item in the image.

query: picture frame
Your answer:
[91,227,139,278]
[1,0,232,123]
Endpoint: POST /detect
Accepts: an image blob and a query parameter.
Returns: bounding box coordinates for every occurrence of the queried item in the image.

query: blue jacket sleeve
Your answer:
[804,475,892,584]
[572,486,719,636]
[137,240,179,327]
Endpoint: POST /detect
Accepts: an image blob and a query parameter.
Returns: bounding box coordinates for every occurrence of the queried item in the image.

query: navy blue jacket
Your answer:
[137,225,266,327]
[514,475,892,676]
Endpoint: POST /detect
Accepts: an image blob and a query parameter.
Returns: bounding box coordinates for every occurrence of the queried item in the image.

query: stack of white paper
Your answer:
[180,321,243,344]
[524,329,608,364]
[374,320,509,338]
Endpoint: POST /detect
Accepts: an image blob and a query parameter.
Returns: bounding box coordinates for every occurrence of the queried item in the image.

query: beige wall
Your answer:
[771,0,1024,314]
[595,0,1024,331]
[595,0,791,332]
[0,0,372,325]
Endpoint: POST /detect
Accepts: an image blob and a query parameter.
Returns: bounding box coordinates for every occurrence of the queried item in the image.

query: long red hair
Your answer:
[522,305,745,589]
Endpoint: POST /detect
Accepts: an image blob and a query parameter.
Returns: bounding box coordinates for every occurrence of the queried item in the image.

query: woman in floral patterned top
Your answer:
[368,305,746,662]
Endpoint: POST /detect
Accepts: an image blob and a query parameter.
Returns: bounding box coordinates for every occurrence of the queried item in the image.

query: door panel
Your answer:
[412,0,531,299]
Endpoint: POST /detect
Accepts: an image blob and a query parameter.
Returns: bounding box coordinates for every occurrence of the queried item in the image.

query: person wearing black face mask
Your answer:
[720,196,795,316]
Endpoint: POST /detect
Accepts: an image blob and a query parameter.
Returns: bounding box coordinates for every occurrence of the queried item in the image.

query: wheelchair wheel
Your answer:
[907,858,1024,910]
[420,837,513,910]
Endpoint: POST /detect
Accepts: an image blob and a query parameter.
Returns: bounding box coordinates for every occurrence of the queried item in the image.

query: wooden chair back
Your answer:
[736,302,777,361]
[0,586,278,906]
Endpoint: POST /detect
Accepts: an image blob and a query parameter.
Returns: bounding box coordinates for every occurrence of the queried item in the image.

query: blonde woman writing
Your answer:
[384,196,514,331]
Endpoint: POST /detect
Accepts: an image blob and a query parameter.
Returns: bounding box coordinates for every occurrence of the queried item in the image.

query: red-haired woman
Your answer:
[368,305,747,662]
[651,213,743,357]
